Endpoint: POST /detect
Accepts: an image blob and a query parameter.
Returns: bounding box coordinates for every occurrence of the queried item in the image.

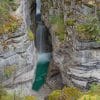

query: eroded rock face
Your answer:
[0,0,37,95]
[21,0,36,32]
[0,1,100,97]
[41,0,100,89]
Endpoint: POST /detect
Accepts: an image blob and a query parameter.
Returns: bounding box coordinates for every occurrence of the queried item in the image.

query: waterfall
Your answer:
[32,0,52,91]
[36,0,41,15]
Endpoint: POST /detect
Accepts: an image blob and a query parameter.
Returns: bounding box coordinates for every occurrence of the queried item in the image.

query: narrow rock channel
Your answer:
[32,0,52,91]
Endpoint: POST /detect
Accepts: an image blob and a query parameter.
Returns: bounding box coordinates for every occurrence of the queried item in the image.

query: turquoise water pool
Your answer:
[32,53,52,91]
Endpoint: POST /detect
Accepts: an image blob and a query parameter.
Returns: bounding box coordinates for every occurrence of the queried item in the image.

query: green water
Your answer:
[32,0,52,91]
[32,53,51,91]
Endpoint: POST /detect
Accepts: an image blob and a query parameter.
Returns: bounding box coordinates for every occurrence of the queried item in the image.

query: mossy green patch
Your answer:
[27,28,34,41]
[48,87,82,100]
[66,18,76,26]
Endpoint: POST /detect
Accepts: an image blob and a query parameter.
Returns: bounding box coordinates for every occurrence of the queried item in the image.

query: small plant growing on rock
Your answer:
[78,83,100,100]
[66,18,76,26]
[27,28,34,41]
[48,86,82,100]
[4,65,16,78]
[48,90,61,100]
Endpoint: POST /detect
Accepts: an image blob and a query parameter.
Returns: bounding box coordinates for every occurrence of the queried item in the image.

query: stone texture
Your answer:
[0,0,37,95]
[0,0,100,99]
[41,0,100,89]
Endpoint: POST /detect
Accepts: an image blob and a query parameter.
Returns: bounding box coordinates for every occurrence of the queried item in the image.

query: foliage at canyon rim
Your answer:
[0,0,100,100]
[1,83,99,100]
[0,0,21,50]
[48,0,100,42]
[49,15,100,42]
[0,0,21,36]
[48,87,82,100]
[48,84,100,100]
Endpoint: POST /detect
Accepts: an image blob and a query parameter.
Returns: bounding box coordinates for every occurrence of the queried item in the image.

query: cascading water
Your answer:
[32,0,52,91]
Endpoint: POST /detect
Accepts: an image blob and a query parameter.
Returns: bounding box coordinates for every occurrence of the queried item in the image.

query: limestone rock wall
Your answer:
[0,0,37,95]
[0,0,100,94]
[41,0,100,89]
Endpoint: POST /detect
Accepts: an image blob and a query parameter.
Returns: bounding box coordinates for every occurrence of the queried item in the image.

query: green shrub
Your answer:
[78,83,100,100]
[88,83,100,95]
[76,17,100,41]
[48,84,100,100]
[48,90,61,100]
[0,0,21,35]
[0,0,18,11]
[49,15,65,41]
[61,87,82,100]
[48,87,82,100]
[66,18,76,26]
